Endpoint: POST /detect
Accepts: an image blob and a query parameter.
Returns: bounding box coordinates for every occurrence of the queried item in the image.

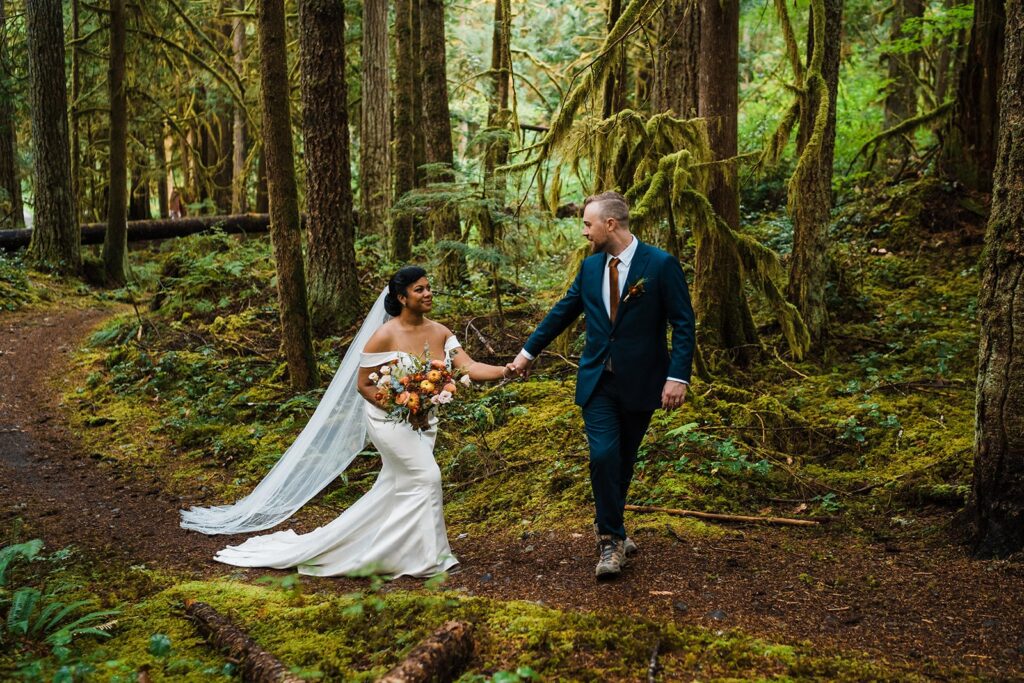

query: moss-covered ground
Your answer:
[0,179,999,680]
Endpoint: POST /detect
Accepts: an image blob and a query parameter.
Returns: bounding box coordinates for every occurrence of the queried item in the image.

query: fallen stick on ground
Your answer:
[625,504,822,527]
[377,620,474,683]
[184,599,303,683]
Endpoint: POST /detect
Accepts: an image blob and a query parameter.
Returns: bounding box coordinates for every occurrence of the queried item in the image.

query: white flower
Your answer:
[430,394,442,405]
[437,390,453,405]
[459,374,472,386]
[377,376,390,388]
[368,372,379,382]
[379,365,391,375]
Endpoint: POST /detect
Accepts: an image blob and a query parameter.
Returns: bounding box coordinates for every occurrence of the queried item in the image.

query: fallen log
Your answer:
[377,620,474,683]
[624,504,822,527]
[183,599,303,683]
[0,214,272,251]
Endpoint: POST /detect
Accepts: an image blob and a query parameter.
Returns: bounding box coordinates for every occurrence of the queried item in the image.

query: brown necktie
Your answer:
[609,257,621,322]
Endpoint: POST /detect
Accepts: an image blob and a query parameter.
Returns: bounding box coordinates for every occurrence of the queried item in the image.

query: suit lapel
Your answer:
[611,241,652,332]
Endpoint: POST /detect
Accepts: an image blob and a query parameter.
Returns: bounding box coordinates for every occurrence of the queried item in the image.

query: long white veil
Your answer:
[180,288,390,535]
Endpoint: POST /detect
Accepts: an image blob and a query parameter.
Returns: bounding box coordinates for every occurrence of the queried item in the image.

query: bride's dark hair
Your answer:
[385,266,428,316]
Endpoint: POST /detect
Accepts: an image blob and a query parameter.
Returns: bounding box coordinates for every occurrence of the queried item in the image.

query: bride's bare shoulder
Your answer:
[362,321,397,353]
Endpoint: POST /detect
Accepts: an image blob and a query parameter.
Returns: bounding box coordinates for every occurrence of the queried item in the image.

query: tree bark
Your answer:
[299,0,360,334]
[256,147,269,213]
[696,0,757,361]
[942,0,1005,191]
[258,0,319,390]
[103,0,130,284]
[883,0,925,132]
[25,0,79,271]
[377,621,474,683]
[0,0,24,229]
[602,0,628,119]
[653,0,700,118]
[156,133,169,219]
[70,0,81,223]
[969,0,1024,559]
[411,0,428,244]
[184,601,302,683]
[419,0,466,285]
[128,158,152,221]
[360,0,391,238]
[786,0,843,346]
[392,0,416,261]
[231,0,248,214]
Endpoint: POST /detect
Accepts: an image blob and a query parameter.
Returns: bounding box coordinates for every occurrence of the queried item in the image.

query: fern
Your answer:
[0,539,43,586]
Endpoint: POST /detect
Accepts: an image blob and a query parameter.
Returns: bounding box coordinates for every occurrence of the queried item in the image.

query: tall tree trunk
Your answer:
[258,0,319,390]
[156,133,169,219]
[969,0,1024,559]
[255,146,269,213]
[128,155,152,221]
[25,0,79,271]
[360,0,391,237]
[934,0,965,104]
[883,0,925,159]
[602,0,628,119]
[411,0,428,245]
[103,0,129,284]
[653,0,700,118]
[70,0,81,223]
[786,0,843,346]
[0,0,24,229]
[941,0,1005,191]
[419,0,465,286]
[213,15,234,213]
[695,0,756,361]
[231,0,248,214]
[299,0,360,334]
[392,0,416,261]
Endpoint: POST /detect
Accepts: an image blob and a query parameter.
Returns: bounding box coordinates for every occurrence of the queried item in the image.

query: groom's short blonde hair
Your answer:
[583,191,630,228]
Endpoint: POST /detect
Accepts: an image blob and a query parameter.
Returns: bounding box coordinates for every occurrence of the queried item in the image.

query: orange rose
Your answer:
[427,370,442,383]
[419,380,435,393]
[443,383,457,394]
[396,391,410,405]
[399,376,410,386]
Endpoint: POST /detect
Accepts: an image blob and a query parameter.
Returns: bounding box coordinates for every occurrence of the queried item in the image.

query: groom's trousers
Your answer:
[582,370,654,539]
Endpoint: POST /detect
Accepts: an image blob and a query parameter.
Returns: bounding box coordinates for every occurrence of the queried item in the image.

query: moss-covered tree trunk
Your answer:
[25,0,79,271]
[103,0,129,284]
[258,0,319,390]
[0,0,24,230]
[231,0,248,214]
[482,0,511,239]
[941,0,1005,191]
[696,0,757,362]
[786,0,843,346]
[602,0,628,120]
[411,0,428,243]
[969,0,1024,559]
[419,0,466,286]
[883,0,924,145]
[361,0,391,237]
[653,0,699,118]
[299,0,360,334]
[156,134,169,219]
[128,157,152,221]
[70,0,81,223]
[392,0,416,261]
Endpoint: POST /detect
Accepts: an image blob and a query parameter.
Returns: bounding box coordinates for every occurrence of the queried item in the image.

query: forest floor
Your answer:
[2,302,1023,680]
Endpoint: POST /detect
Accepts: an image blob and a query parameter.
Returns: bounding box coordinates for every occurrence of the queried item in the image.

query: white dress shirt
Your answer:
[521,237,687,385]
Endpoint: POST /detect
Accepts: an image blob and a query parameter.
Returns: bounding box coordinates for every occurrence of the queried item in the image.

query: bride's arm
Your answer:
[450,346,514,382]
[357,327,391,406]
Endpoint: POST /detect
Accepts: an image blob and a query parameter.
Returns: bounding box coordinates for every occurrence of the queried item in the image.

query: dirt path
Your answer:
[2,305,1023,679]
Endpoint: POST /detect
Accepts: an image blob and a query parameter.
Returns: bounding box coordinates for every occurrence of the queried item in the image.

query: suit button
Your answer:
[610,336,616,341]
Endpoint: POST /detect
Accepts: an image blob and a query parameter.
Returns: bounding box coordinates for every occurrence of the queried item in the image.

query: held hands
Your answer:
[507,352,534,380]
[661,380,687,411]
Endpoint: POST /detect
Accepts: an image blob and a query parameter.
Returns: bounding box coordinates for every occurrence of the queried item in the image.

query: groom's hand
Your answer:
[661,381,688,411]
[510,352,534,379]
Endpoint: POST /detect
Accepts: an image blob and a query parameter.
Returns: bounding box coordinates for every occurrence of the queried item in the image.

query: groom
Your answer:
[511,191,695,579]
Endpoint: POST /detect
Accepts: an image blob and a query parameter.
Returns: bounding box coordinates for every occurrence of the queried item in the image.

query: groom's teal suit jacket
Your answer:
[524,241,696,411]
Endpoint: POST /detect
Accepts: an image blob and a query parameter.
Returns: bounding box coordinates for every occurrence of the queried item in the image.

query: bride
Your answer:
[180,266,514,578]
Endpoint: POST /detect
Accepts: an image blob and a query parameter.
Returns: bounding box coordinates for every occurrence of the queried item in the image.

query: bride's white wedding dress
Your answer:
[200,335,461,579]
[211,335,460,577]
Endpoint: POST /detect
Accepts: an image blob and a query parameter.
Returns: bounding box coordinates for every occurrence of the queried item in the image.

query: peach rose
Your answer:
[443,383,457,394]
[396,391,410,405]
[430,359,446,369]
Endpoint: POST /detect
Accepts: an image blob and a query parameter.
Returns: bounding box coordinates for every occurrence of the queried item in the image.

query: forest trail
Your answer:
[2,304,1023,679]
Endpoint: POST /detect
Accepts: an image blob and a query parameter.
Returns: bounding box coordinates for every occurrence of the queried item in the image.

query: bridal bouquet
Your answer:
[370,355,471,431]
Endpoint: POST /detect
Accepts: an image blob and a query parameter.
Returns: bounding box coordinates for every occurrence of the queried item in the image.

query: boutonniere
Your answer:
[620,278,646,305]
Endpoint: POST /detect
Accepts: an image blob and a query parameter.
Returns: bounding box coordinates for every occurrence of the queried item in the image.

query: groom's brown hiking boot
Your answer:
[595,535,625,579]
[624,536,639,557]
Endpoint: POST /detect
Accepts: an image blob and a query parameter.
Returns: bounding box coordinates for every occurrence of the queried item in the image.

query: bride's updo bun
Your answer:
[385,265,428,316]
